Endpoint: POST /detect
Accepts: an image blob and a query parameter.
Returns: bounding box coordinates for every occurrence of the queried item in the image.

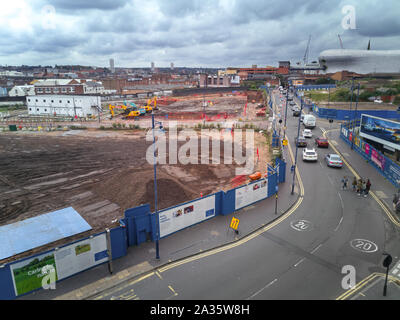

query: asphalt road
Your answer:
[91,89,400,300]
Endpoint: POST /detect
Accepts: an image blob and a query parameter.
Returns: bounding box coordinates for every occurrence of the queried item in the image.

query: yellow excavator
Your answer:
[109,104,116,118]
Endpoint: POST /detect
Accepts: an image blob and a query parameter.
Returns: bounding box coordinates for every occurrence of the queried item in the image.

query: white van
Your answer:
[303,114,316,128]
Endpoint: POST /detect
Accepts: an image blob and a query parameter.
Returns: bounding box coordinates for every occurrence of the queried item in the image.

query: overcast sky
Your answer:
[0,0,399,68]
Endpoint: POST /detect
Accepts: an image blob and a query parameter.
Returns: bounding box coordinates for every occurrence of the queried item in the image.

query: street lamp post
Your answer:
[284,86,289,138]
[152,113,161,260]
[291,100,303,195]
[351,83,360,151]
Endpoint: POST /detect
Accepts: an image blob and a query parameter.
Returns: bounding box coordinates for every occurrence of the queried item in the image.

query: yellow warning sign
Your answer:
[282,139,288,146]
[230,217,240,230]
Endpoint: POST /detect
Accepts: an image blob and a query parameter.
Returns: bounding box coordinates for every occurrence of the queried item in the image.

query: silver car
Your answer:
[325,154,343,168]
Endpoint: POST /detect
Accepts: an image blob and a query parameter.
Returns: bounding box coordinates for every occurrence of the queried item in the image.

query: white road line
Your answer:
[334,216,344,232]
[246,279,278,300]
[311,244,322,254]
[294,258,305,267]
[338,192,344,210]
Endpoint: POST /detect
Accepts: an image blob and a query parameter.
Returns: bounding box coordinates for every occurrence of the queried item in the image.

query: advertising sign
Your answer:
[371,149,386,170]
[10,233,108,296]
[159,195,216,238]
[235,178,268,210]
[54,233,108,280]
[10,252,58,296]
[360,114,400,151]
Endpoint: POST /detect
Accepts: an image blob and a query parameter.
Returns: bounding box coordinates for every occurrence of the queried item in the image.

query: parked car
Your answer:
[374,99,383,103]
[325,154,343,168]
[295,136,307,147]
[302,148,318,162]
[315,137,329,148]
[302,129,313,138]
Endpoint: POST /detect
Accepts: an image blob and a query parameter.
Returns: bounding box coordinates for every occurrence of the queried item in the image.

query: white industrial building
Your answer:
[319,49,400,74]
[26,95,101,117]
[8,85,35,97]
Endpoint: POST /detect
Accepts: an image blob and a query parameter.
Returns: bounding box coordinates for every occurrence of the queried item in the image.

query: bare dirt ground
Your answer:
[0,128,270,231]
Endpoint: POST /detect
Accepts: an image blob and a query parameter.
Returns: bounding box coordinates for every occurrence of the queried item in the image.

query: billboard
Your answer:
[159,195,216,238]
[10,233,108,296]
[359,114,400,151]
[235,178,268,210]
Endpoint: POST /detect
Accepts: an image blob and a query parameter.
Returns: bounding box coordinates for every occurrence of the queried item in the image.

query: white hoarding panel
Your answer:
[159,195,215,238]
[54,233,108,280]
[235,179,268,210]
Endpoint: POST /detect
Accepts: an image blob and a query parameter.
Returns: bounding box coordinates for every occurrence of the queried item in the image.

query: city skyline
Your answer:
[1,0,400,68]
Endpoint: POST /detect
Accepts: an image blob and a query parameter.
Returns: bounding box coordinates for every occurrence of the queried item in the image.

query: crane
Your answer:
[303,35,311,66]
[338,34,344,49]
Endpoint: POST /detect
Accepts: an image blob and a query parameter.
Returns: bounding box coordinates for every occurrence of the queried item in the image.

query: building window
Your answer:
[35,99,38,102]
[37,88,43,93]
[51,100,54,103]
[37,108,39,111]
[29,108,32,111]
[62,88,67,92]
[45,88,51,93]
[59,100,62,103]
[28,99,31,102]
[43,99,46,102]
[44,109,47,112]
[67,100,70,103]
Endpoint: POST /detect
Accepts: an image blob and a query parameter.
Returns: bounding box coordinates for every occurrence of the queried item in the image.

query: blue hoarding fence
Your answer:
[296,84,336,91]
[340,122,400,188]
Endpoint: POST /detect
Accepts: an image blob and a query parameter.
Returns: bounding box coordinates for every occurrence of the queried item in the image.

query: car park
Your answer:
[302,148,318,162]
[295,136,307,147]
[325,154,343,168]
[315,137,329,148]
[302,129,312,138]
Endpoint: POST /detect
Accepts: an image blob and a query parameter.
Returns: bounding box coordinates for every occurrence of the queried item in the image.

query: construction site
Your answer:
[0,89,273,262]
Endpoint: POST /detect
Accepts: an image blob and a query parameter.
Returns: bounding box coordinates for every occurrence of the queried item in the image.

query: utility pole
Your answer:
[284,86,289,138]
[382,253,392,297]
[351,83,360,151]
[291,99,303,195]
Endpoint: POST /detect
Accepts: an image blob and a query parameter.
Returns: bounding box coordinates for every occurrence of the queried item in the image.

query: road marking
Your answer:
[246,278,278,299]
[334,216,344,232]
[350,239,378,253]
[155,271,163,280]
[168,285,176,294]
[338,192,344,210]
[330,140,338,146]
[310,244,322,254]
[336,272,400,300]
[326,175,334,186]
[323,129,400,228]
[294,258,305,267]
[158,134,305,273]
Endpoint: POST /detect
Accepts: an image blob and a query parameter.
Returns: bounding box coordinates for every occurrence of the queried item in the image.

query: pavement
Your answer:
[20,90,400,300]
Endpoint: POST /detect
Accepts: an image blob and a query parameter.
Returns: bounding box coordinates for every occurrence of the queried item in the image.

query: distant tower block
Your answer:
[171,62,174,70]
[109,58,115,73]
[151,62,155,72]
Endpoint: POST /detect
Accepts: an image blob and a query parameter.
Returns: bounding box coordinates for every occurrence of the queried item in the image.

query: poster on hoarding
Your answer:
[371,149,386,170]
[54,233,108,280]
[360,114,400,151]
[235,179,268,210]
[10,252,58,296]
[159,195,215,238]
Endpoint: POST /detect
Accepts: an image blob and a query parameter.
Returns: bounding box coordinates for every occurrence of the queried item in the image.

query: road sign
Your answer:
[230,217,240,231]
[282,139,288,146]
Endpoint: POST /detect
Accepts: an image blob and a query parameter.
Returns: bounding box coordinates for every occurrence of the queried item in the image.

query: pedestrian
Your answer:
[352,177,357,192]
[357,178,363,196]
[341,176,348,190]
[361,180,367,197]
[365,179,371,197]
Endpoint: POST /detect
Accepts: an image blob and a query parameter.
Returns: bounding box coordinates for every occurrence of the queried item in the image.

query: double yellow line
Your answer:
[336,273,400,300]
[159,134,304,273]
[322,129,400,227]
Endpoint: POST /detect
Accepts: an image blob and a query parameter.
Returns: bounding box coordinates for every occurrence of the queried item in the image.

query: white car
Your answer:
[302,148,318,162]
[374,99,383,103]
[302,129,313,138]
